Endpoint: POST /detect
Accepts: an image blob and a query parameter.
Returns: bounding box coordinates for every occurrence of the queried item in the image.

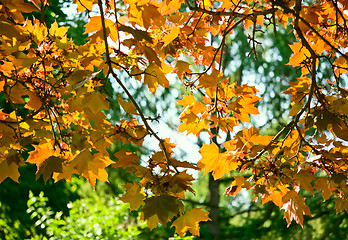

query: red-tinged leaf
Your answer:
[172,208,211,237]
[120,182,145,211]
[281,190,311,226]
[0,109,8,121]
[224,185,238,196]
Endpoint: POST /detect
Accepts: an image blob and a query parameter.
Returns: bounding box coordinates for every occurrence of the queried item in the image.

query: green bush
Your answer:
[27,191,147,240]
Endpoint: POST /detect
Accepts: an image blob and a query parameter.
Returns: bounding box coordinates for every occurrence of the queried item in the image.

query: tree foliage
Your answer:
[1,0,348,237]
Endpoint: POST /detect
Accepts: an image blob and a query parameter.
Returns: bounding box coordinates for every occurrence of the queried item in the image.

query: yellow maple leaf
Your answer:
[172,208,211,237]
[197,69,223,89]
[0,159,20,183]
[113,150,139,168]
[83,92,109,113]
[144,63,169,94]
[120,182,145,211]
[69,150,113,187]
[198,143,237,179]
[27,142,57,167]
[162,25,179,48]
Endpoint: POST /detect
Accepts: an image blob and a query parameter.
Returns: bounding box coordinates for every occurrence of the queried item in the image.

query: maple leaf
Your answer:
[172,208,211,237]
[36,156,64,183]
[140,213,161,230]
[0,160,20,183]
[334,198,348,213]
[142,195,184,225]
[63,150,114,187]
[162,26,180,48]
[113,150,139,168]
[197,69,223,88]
[118,25,153,44]
[25,92,42,111]
[198,143,238,179]
[27,142,57,167]
[144,63,169,94]
[174,60,192,81]
[281,190,311,227]
[120,182,145,211]
[117,94,138,115]
[314,177,332,201]
[82,92,109,114]
[294,171,316,194]
[0,149,23,183]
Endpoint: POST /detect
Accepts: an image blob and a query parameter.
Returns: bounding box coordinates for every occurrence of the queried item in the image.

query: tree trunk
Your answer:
[207,125,221,239]
[208,172,220,240]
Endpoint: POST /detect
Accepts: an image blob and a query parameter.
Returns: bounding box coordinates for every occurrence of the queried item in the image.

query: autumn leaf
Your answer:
[0,159,21,183]
[281,190,311,226]
[294,171,316,194]
[83,92,109,114]
[0,149,23,183]
[162,26,180,48]
[144,63,169,94]
[172,208,211,237]
[120,182,145,211]
[25,92,42,111]
[142,195,184,225]
[198,143,238,179]
[118,25,153,43]
[36,156,64,183]
[197,69,223,88]
[175,60,191,81]
[113,150,139,168]
[63,150,114,187]
[27,142,57,167]
[117,94,138,115]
